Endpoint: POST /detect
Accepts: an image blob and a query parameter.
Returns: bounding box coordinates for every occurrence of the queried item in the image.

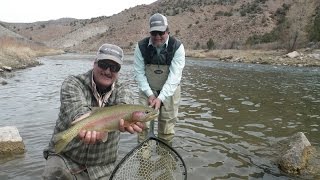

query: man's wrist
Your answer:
[158,94,165,102]
[144,89,154,97]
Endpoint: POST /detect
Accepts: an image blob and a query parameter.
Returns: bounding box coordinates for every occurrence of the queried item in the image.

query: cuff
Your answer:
[144,89,154,97]
[158,94,166,102]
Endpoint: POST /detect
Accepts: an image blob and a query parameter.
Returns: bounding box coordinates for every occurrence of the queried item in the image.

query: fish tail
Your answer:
[53,130,77,153]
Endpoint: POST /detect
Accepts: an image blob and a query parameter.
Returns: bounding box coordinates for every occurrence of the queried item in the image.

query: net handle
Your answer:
[149,90,162,137]
[110,104,188,180]
[147,104,160,138]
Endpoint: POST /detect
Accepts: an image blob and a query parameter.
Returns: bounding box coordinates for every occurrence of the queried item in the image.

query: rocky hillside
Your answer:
[0,0,319,53]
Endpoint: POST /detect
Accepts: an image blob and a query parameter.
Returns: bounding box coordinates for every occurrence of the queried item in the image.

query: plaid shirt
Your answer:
[44,70,133,179]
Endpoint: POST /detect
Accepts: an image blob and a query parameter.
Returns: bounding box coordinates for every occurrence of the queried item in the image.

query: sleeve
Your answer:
[133,43,154,97]
[58,76,92,127]
[158,44,185,101]
[114,80,134,105]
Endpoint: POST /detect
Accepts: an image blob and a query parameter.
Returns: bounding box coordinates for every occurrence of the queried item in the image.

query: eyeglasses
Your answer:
[97,60,121,72]
[150,31,166,36]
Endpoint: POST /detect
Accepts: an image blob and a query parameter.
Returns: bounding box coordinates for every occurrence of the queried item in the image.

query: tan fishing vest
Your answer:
[145,64,170,91]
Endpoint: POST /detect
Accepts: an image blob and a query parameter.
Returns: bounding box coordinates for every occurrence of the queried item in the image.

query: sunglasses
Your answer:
[150,31,166,36]
[97,60,121,72]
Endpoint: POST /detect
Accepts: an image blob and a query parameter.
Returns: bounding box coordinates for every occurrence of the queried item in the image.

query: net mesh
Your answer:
[111,139,186,180]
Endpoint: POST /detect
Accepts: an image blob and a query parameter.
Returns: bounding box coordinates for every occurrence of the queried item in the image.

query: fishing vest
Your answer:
[138,36,181,91]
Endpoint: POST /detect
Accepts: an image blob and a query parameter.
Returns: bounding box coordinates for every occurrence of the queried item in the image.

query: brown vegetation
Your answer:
[1,0,319,52]
[0,36,63,69]
[0,0,319,70]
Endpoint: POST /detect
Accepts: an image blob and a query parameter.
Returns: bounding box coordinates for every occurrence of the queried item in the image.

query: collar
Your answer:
[91,72,115,107]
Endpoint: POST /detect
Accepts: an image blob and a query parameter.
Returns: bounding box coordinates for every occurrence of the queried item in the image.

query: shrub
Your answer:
[207,38,215,50]
[307,6,320,42]
[194,42,200,50]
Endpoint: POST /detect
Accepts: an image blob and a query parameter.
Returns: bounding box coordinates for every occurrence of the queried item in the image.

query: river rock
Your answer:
[308,53,320,60]
[0,77,7,85]
[2,66,12,72]
[0,126,25,154]
[285,51,300,58]
[277,132,314,175]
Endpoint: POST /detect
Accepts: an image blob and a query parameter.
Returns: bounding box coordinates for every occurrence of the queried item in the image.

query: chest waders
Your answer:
[138,36,182,145]
[145,64,170,92]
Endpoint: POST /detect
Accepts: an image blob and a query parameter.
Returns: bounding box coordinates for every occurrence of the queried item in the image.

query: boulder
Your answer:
[0,126,25,154]
[285,51,300,58]
[277,132,314,175]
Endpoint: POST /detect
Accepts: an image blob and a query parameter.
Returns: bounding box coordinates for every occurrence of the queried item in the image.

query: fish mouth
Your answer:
[142,111,159,122]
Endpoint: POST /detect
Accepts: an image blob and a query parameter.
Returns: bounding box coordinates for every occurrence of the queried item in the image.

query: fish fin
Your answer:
[53,130,77,153]
[71,112,91,125]
[90,107,105,114]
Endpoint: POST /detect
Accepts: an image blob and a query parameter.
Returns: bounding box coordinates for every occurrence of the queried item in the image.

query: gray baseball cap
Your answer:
[96,43,123,64]
[149,13,168,32]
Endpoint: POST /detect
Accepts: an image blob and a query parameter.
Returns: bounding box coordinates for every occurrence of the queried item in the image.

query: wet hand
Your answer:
[79,130,108,144]
[119,119,144,133]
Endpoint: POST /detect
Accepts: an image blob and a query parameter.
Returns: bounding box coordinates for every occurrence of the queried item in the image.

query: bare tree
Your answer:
[284,0,316,52]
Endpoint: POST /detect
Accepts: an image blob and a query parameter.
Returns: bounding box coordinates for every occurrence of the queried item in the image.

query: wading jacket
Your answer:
[43,69,133,179]
[134,36,185,101]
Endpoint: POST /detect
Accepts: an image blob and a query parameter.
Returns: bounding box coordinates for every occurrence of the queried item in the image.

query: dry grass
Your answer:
[0,36,63,69]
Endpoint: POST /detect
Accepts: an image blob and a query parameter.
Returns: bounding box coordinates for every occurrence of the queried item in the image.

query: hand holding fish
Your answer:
[119,119,144,134]
[53,104,158,153]
[79,119,144,144]
[79,130,108,144]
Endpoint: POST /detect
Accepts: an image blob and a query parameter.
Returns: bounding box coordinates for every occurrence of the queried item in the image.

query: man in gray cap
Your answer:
[43,43,144,179]
[134,13,186,146]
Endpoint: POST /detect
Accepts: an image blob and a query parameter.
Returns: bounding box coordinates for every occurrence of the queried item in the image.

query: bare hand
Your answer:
[79,130,108,144]
[119,119,144,133]
[150,98,162,110]
[148,95,156,106]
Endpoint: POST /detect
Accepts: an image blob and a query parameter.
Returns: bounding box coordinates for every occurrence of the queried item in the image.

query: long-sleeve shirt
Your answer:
[43,70,133,179]
[134,36,185,101]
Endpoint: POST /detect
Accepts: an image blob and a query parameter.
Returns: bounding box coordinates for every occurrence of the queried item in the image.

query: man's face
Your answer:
[150,31,169,47]
[93,60,120,89]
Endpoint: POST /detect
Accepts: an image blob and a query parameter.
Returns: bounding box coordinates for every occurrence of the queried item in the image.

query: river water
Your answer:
[0,54,319,180]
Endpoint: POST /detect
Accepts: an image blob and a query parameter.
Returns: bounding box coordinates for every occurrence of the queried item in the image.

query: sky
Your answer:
[0,0,157,23]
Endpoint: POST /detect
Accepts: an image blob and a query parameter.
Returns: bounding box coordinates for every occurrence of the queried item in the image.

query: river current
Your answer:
[0,54,319,179]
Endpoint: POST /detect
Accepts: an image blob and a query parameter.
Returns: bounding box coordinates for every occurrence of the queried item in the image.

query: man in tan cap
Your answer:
[43,43,144,179]
[134,13,186,146]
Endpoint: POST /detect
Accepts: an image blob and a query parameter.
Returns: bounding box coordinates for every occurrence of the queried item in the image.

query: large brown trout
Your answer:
[53,104,158,153]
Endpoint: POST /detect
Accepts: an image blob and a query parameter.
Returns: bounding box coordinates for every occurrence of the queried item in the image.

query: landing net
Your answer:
[110,137,187,180]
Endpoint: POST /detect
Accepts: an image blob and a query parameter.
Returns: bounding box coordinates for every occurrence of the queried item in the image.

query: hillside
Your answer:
[0,0,318,52]
[0,0,320,71]
[0,24,23,38]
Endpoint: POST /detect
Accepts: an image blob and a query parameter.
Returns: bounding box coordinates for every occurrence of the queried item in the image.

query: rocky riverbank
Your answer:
[1,48,319,85]
[186,49,320,67]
